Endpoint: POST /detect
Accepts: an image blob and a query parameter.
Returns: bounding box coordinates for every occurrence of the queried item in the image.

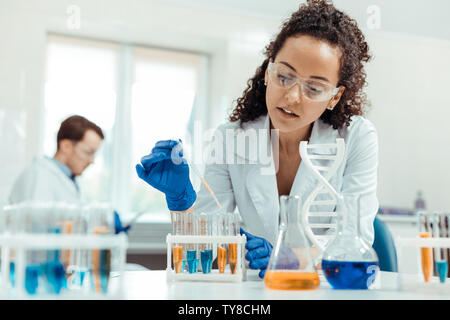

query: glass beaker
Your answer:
[264,195,320,290]
[321,193,379,289]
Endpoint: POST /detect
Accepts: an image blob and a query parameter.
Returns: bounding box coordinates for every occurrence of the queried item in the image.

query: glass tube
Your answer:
[198,213,212,274]
[418,212,432,283]
[216,212,227,274]
[89,204,113,294]
[433,212,447,283]
[185,211,198,274]
[227,212,240,274]
[171,211,185,274]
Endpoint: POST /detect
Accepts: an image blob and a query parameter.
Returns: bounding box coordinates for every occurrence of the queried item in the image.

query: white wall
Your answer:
[365,33,450,212]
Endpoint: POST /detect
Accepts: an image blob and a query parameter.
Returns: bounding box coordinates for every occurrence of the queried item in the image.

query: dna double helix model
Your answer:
[299,138,345,253]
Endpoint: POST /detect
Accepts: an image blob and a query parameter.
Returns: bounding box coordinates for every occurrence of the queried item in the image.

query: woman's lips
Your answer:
[277,107,299,118]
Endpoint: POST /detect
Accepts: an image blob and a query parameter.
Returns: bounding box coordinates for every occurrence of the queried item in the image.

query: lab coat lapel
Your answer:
[240,115,279,242]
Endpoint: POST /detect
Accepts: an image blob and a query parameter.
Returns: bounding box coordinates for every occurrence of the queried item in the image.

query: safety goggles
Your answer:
[267,61,341,102]
[72,141,97,161]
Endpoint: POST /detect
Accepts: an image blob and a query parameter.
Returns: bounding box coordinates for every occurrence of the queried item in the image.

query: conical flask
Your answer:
[264,195,320,290]
[322,193,379,289]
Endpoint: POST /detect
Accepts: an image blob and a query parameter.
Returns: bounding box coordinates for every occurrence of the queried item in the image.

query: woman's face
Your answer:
[265,35,344,134]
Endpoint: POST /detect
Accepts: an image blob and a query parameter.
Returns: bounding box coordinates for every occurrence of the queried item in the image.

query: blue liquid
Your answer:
[187,250,198,274]
[436,261,448,283]
[10,261,15,287]
[71,270,86,287]
[200,250,213,274]
[322,260,379,289]
[25,264,42,295]
[43,260,66,294]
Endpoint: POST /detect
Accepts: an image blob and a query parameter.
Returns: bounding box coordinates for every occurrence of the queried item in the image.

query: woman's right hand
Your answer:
[136,139,196,211]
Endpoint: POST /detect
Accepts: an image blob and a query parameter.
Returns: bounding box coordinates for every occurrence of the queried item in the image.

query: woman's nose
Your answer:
[285,83,303,104]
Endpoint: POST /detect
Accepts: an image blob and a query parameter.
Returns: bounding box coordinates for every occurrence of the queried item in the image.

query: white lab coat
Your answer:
[193,114,378,246]
[8,156,82,205]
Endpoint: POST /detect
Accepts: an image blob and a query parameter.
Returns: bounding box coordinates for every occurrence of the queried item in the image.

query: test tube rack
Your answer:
[0,233,128,299]
[166,234,246,282]
[395,236,450,293]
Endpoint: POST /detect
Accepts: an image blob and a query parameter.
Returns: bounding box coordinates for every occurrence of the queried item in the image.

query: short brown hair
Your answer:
[57,115,104,149]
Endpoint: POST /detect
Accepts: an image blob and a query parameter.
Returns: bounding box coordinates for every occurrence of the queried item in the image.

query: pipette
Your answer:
[176,139,222,210]
[187,159,222,210]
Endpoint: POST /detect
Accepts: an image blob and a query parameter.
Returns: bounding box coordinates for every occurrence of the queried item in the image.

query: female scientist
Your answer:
[136,0,378,278]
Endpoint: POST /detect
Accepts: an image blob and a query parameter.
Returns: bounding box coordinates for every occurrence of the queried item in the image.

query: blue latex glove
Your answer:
[136,140,196,212]
[114,211,131,235]
[240,228,273,279]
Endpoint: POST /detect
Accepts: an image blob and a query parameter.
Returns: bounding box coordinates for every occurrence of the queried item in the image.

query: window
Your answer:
[44,34,209,221]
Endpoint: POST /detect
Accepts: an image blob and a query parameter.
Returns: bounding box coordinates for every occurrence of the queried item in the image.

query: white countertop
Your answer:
[111,269,450,300]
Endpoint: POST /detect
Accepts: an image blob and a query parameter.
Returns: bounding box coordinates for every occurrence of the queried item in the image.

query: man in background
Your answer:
[9,115,129,234]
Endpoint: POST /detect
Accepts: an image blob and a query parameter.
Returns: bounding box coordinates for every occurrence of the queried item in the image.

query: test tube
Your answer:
[227,212,240,274]
[418,212,432,283]
[89,204,113,294]
[68,206,88,289]
[92,226,111,294]
[198,213,212,274]
[446,214,450,278]
[216,212,227,274]
[171,211,185,274]
[433,212,448,283]
[186,211,198,274]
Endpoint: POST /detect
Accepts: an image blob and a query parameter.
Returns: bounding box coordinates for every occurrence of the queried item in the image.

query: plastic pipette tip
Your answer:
[436,261,448,284]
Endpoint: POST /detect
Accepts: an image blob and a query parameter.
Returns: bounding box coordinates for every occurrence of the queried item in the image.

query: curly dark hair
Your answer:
[229,0,372,129]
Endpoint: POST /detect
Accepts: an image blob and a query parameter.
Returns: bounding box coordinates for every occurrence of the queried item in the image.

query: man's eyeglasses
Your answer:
[72,141,97,161]
[267,61,341,102]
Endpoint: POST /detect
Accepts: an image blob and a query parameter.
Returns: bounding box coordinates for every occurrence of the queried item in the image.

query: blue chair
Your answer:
[372,216,398,272]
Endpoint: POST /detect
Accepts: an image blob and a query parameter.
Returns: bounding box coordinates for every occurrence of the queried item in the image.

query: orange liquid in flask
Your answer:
[264,270,320,290]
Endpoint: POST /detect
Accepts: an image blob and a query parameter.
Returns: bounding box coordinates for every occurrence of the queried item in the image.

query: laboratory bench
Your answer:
[111,269,450,300]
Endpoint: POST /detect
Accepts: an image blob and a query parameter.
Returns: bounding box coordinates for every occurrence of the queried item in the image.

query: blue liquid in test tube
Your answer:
[25,264,42,295]
[185,212,198,274]
[436,261,448,283]
[44,227,67,294]
[198,213,212,274]
[200,250,213,273]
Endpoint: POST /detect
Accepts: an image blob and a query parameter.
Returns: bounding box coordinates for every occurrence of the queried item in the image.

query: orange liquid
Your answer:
[63,221,73,268]
[420,232,432,283]
[228,243,237,274]
[264,270,320,290]
[173,246,184,273]
[217,245,227,273]
[93,227,107,293]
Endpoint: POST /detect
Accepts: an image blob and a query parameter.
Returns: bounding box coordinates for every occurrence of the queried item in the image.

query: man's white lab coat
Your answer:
[193,114,378,246]
[9,157,81,204]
